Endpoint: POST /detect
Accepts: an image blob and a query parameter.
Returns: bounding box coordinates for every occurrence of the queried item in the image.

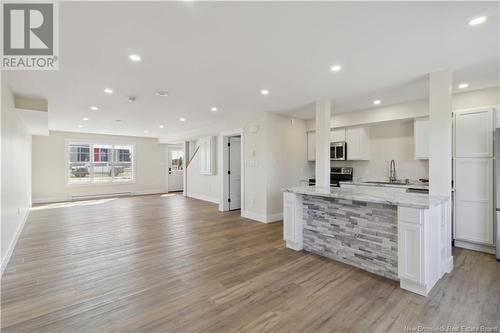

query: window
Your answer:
[67,143,134,184]
[170,149,184,171]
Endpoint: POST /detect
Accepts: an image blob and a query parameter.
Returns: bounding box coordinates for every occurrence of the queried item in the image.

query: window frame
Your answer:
[65,140,136,186]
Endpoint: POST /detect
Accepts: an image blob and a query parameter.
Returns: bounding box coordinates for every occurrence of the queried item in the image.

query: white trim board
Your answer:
[454,240,495,254]
[241,210,283,224]
[186,192,219,204]
[1,209,30,276]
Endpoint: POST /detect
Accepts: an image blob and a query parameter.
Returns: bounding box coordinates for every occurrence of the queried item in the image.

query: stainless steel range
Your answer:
[330,167,353,187]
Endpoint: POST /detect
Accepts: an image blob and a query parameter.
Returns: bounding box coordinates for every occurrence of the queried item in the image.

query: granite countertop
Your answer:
[283,185,448,209]
[339,181,429,190]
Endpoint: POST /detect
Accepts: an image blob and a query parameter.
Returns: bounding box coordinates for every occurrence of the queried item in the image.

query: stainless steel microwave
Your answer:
[331,141,347,160]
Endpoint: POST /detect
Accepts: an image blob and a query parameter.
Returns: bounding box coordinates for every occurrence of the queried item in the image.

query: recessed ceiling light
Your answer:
[78,124,83,128]
[469,16,487,26]
[211,107,218,112]
[144,130,149,134]
[180,117,186,122]
[156,91,168,97]
[104,88,113,94]
[82,117,89,121]
[90,106,98,111]
[373,100,381,105]
[330,65,342,72]
[260,89,269,95]
[159,125,164,129]
[129,54,141,62]
[458,83,469,89]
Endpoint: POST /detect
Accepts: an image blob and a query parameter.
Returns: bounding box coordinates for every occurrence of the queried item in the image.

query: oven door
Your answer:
[331,142,346,161]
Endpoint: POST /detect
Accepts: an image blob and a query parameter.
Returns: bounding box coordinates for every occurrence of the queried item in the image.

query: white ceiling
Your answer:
[4,1,499,142]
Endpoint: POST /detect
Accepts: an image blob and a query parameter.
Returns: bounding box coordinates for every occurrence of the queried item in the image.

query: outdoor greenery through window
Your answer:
[68,143,134,184]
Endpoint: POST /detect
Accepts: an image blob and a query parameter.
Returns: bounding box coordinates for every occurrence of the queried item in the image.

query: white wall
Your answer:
[32,131,167,203]
[333,120,429,182]
[266,113,311,216]
[185,137,219,203]
[1,84,32,274]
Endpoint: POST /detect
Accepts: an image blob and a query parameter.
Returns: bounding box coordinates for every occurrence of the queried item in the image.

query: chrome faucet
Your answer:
[389,160,397,183]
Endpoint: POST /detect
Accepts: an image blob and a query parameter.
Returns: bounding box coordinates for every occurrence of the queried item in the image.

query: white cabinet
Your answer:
[307,131,316,161]
[346,126,370,160]
[330,128,346,142]
[283,192,303,251]
[454,108,494,158]
[414,117,430,160]
[398,205,446,296]
[199,136,215,175]
[454,158,494,245]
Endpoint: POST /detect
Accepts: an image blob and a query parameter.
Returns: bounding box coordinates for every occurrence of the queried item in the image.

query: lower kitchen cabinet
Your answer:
[283,192,303,251]
[398,205,451,296]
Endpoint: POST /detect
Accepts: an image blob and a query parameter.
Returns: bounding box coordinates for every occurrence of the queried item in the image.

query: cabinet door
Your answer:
[414,117,429,160]
[307,132,316,161]
[454,158,494,244]
[283,193,296,241]
[454,108,493,158]
[330,128,346,142]
[398,220,423,284]
[346,127,369,160]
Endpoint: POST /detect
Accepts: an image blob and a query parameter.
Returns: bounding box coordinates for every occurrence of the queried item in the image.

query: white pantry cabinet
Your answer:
[454,108,494,158]
[414,117,430,160]
[307,131,316,161]
[330,128,346,142]
[346,126,370,160]
[199,136,215,175]
[454,158,494,245]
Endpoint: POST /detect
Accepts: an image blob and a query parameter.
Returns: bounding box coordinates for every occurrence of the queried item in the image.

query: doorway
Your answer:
[219,129,244,212]
[167,145,184,192]
[228,136,241,210]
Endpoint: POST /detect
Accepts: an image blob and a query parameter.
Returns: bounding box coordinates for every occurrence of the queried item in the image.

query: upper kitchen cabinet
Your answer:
[330,128,346,142]
[346,126,370,160]
[454,108,494,158]
[307,131,316,161]
[414,117,430,160]
[199,136,216,175]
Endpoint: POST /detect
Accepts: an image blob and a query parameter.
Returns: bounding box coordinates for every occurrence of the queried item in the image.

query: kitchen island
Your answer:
[283,185,453,296]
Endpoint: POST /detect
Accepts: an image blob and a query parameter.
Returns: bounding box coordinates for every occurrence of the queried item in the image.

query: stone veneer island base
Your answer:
[283,186,453,296]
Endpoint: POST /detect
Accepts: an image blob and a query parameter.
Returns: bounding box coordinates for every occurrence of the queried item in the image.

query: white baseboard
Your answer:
[134,189,167,196]
[1,208,30,276]
[241,210,283,223]
[186,192,219,204]
[454,240,495,254]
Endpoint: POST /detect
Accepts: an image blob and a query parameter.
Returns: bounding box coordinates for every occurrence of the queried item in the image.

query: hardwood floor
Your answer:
[2,194,499,332]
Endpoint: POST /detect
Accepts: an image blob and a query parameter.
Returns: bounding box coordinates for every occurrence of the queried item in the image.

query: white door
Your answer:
[228,136,241,210]
[454,158,494,245]
[167,146,184,192]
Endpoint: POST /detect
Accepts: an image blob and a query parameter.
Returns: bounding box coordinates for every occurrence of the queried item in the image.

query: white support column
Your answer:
[428,69,454,274]
[429,69,452,197]
[315,99,331,189]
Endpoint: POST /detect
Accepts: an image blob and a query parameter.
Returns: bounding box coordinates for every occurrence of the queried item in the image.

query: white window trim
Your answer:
[65,139,136,186]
